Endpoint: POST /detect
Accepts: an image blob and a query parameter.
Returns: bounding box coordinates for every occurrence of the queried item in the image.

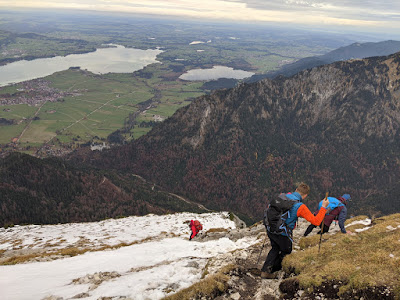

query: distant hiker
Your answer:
[189,220,203,240]
[261,183,329,279]
[303,194,352,236]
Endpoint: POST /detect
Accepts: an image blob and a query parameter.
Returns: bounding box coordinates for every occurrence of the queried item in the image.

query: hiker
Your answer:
[303,194,352,236]
[261,183,329,279]
[189,219,202,240]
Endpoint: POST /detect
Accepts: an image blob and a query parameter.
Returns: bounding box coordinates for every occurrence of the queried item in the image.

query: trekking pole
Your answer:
[318,192,329,253]
[256,234,268,265]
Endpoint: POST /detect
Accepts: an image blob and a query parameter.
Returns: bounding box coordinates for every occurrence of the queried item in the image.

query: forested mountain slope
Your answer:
[75,51,400,222]
[0,152,206,227]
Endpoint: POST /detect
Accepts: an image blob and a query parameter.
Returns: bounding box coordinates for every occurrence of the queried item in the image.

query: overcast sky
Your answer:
[2,0,400,35]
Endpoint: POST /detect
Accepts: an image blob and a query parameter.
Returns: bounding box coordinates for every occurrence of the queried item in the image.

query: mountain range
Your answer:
[1,45,400,226]
[248,40,400,82]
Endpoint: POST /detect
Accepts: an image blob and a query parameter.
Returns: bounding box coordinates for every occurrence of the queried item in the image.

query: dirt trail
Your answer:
[131,174,212,212]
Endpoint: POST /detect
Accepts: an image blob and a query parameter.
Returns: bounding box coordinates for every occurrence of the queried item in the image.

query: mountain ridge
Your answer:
[247,39,400,82]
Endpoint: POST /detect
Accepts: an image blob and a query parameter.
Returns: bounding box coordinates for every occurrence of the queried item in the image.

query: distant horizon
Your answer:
[1,6,400,42]
[1,0,400,39]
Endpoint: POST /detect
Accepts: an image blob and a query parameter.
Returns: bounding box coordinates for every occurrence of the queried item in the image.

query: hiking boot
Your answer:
[248,268,261,276]
[260,271,278,279]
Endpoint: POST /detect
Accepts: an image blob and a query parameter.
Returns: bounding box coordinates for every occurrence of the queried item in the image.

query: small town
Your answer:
[0,79,83,106]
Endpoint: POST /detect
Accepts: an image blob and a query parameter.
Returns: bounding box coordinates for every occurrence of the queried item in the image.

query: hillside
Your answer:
[1,211,398,299]
[2,50,400,227]
[280,214,400,299]
[0,212,256,299]
[73,51,400,222]
[0,152,207,228]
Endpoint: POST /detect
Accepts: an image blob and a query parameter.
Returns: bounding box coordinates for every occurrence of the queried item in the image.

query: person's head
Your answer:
[342,194,351,201]
[341,194,351,205]
[295,182,310,199]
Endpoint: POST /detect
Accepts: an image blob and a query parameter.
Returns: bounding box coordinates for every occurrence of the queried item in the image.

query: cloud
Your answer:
[226,0,400,21]
[2,0,400,33]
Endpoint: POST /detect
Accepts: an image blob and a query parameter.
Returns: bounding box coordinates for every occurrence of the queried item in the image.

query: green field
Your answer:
[0,66,207,154]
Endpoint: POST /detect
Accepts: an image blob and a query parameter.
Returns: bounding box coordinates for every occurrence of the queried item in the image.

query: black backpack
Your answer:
[263,193,299,236]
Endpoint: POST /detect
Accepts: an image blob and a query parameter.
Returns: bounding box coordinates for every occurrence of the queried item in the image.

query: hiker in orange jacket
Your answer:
[189,220,202,240]
[261,183,329,279]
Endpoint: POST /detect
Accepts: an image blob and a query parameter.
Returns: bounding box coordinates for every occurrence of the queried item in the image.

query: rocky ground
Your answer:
[193,218,342,300]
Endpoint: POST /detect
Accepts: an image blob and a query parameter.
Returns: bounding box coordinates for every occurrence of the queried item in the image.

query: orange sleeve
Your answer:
[297,204,327,226]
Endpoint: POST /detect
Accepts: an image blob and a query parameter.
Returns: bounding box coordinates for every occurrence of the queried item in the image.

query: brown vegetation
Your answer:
[282,213,400,299]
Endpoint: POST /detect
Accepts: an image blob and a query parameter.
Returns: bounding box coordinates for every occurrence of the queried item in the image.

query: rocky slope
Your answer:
[187,216,397,300]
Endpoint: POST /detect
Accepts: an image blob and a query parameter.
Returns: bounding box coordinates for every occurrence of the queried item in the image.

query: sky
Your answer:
[1,0,400,35]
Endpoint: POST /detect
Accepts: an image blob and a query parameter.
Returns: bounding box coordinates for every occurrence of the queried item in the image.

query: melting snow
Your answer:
[355,226,372,232]
[0,212,258,300]
[346,218,371,227]
[346,218,372,233]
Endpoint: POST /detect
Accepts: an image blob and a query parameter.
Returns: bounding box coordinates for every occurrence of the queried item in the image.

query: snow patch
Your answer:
[346,218,371,227]
[0,212,258,300]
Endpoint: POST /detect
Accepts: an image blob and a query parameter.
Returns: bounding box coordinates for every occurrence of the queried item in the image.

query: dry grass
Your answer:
[283,213,400,297]
[206,228,229,233]
[298,234,321,249]
[0,237,157,265]
[2,253,41,265]
[162,264,235,300]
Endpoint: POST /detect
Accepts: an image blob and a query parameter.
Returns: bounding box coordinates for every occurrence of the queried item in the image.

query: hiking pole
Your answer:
[256,234,268,265]
[318,192,329,253]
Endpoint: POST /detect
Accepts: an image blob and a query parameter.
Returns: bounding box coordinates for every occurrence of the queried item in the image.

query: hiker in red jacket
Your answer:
[189,220,202,240]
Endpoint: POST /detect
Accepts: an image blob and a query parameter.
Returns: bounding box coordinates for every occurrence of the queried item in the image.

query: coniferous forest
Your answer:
[0,152,205,227]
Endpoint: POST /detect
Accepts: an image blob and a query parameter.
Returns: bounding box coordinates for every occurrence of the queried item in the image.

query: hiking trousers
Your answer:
[261,231,292,273]
[304,223,330,236]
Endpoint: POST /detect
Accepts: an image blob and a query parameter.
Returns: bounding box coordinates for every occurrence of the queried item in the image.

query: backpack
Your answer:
[263,193,299,237]
[337,196,348,206]
[193,220,203,231]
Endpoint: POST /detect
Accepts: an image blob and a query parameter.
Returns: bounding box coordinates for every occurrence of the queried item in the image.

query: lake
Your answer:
[179,66,254,81]
[0,45,163,87]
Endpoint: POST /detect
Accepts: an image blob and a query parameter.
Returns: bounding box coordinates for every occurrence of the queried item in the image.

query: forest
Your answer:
[0,152,206,228]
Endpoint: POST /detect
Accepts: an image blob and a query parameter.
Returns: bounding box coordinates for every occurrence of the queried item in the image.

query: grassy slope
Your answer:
[283,214,400,298]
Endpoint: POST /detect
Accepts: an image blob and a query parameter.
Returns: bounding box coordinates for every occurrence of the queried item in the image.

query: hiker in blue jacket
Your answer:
[303,194,352,236]
[260,183,329,279]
